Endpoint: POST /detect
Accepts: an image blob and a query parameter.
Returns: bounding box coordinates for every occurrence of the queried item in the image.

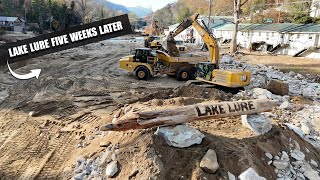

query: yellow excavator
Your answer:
[168,14,251,88]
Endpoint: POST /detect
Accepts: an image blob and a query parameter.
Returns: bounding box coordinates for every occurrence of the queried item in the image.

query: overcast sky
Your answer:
[107,0,177,11]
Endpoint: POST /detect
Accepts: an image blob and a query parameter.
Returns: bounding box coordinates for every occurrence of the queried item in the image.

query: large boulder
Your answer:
[267,79,289,96]
[155,125,205,148]
[241,114,272,135]
[200,149,219,173]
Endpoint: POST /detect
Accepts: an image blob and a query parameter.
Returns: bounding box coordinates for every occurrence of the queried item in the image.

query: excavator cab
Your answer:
[195,62,216,80]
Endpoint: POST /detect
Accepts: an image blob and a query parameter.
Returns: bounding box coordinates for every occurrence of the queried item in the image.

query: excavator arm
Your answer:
[170,14,220,68]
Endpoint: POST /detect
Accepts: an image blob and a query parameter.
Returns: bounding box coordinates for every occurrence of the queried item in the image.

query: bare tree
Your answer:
[230,0,249,53]
[75,0,93,24]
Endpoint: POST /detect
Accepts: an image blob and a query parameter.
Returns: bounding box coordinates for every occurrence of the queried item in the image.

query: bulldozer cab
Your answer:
[133,48,156,64]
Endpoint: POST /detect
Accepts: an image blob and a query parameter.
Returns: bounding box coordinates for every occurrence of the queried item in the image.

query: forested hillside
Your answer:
[154,0,320,29]
[0,0,149,32]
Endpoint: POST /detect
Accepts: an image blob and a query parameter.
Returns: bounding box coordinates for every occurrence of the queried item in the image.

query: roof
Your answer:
[215,24,252,31]
[249,23,296,32]
[0,16,26,22]
[136,47,152,50]
[239,24,261,31]
[286,24,320,33]
[168,23,179,29]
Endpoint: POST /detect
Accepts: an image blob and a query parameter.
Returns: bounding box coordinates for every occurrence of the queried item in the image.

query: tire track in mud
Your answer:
[34,133,75,180]
[0,122,76,180]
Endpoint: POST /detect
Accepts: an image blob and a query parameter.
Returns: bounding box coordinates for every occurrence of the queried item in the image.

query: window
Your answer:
[266,32,269,37]
[297,34,300,38]
[309,36,313,39]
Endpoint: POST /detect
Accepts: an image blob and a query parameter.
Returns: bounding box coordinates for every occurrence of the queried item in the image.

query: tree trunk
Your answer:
[230,0,240,54]
[48,0,52,31]
[100,99,278,131]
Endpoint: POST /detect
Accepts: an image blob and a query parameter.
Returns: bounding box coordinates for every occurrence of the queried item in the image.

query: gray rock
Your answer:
[200,149,219,174]
[76,156,86,164]
[301,124,311,135]
[310,159,318,168]
[228,171,236,180]
[105,161,118,177]
[99,150,112,166]
[154,125,205,148]
[238,167,266,180]
[74,173,85,180]
[292,161,304,168]
[221,55,234,64]
[253,88,273,99]
[284,123,304,138]
[279,101,291,110]
[241,114,272,135]
[288,71,296,77]
[265,153,273,160]
[273,160,289,170]
[281,151,289,161]
[303,163,320,180]
[291,150,305,161]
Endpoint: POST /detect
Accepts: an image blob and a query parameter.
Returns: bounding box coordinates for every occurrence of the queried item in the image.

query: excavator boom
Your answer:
[170,14,219,68]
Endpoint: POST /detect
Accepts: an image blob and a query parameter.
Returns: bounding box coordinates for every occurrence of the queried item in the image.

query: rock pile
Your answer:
[73,143,120,180]
[265,147,320,180]
[220,55,320,100]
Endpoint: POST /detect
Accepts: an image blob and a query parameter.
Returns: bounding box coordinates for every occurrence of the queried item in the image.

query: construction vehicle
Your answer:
[167,14,251,88]
[119,14,251,88]
[119,47,207,81]
[175,40,188,54]
[144,36,163,50]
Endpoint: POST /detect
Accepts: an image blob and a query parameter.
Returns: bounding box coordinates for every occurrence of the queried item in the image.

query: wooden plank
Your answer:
[100,99,278,131]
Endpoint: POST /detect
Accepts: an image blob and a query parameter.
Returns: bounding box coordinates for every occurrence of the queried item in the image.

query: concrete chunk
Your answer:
[239,167,266,180]
[155,125,205,148]
[241,114,272,135]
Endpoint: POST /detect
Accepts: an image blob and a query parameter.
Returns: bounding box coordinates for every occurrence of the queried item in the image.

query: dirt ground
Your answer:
[0,35,319,179]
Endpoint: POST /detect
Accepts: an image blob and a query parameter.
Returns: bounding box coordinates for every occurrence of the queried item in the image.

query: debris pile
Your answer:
[220,55,320,100]
[266,147,320,180]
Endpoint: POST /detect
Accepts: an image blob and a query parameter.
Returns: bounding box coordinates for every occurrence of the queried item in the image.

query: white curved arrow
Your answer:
[7,61,41,80]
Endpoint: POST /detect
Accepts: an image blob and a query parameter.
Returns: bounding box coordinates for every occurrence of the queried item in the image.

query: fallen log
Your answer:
[100,99,278,131]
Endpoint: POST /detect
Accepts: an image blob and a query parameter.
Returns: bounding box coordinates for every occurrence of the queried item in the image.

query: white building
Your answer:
[213,23,320,58]
[0,16,26,32]
[310,0,320,17]
[278,24,320,58]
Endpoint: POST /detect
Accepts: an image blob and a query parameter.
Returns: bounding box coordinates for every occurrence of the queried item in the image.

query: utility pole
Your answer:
[208,0,212,28]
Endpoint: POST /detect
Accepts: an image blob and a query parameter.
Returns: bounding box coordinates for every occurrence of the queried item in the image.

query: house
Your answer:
[0,16,26,32]
[213,22,320,58]
[310,0,320,18]
[214,24,252,45]
[278,24,320,58]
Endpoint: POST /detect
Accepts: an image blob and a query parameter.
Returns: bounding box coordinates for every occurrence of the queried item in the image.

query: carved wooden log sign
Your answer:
[100,99,278,131]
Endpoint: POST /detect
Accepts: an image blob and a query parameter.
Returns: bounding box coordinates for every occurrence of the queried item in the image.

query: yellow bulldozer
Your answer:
[119,14,251,88]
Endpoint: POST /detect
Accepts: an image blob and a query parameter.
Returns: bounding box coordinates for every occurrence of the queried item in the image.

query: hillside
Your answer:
[95,0,151,17]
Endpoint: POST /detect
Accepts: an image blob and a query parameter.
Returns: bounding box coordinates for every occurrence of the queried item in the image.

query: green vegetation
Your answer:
[0,0,122,32]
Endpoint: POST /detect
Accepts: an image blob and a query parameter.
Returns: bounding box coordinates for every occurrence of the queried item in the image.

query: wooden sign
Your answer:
[100,99,278,131]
